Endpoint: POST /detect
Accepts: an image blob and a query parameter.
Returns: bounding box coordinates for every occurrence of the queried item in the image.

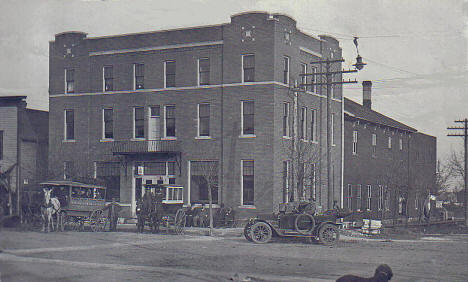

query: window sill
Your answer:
[100,139,114,142]
[195,136,213,140]
[162,137,177,141]
[238,205,256,209]
[130,138,146,141]
[62,139,76,143]
[282,136,292,140]
[239,134,256,139]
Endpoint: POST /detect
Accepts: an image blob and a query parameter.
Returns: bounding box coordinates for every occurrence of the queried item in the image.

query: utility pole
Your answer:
[447,118,468,226]
[300,59,360,209]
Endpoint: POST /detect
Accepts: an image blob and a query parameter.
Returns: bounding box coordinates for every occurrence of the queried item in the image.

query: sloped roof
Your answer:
[344,98,416,132]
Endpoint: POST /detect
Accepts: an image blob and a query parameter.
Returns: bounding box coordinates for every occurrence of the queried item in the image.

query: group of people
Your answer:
[185,203,235,228]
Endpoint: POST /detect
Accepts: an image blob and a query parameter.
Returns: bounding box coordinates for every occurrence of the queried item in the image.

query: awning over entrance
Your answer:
[112,140,181,155]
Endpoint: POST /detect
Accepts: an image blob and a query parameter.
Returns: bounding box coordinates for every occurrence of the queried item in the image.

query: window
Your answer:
[198,58,210,86]
[331,113,335,145]
[300,107,307,140]
[65,69,74,93]
[198,103,210,137]
[310,66,317,92]
[165,105,176,137]
[148,106,161,140]
[242,54,255,82]
[310,109,317,142]
[415,193,419,210]
[242,160,254,205]
[241,101,254,135]
[356,184,362,210]
[190,161,218,204]
[372,133,377,157]
[367,185,372,210]
[134,63,144,90]
[0,131,3,160]
[103,108,113,139]
[167,161,176,175]
[310,163,316,200]
[283,102,290,137]
[282,161,290,203]
[399,138,403,150]
[388,136,392,149]
[283,56,290,84]
[64,109,75,140]
[103,66,113,91]
[300,63,307,90]
[347,184,353,210]
[384,186,390,211]
[352,130,358,155]
[63,161,74,180]
[165,61,176,88]
[378,185,383,210]
[134,107,145,139]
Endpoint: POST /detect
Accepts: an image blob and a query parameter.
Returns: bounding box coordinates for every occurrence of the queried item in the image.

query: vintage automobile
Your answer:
[244,203,351,245]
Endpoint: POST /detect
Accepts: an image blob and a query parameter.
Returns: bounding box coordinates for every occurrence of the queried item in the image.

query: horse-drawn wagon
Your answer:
[136,183,186,234]
[40,181,109,232]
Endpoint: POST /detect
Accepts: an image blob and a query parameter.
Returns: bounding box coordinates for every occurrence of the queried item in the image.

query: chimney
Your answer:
[362,80,372,109]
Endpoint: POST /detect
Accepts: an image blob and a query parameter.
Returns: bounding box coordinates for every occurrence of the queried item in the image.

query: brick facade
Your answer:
[49,12,343,218]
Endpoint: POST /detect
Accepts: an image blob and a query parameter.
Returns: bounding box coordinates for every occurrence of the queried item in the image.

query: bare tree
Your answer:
[447,150,465,188]
[435,160,452,193]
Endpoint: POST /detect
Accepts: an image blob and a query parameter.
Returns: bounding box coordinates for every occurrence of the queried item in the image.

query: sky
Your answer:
[0,0,466,160]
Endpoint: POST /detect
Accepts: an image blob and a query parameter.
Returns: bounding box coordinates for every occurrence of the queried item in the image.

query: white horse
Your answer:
[41,188,62,232]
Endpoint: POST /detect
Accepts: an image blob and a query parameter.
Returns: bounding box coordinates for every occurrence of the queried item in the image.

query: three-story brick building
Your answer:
[48,12,344,218]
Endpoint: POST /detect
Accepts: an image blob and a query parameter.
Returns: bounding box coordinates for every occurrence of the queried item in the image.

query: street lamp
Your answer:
[353,55,366,71]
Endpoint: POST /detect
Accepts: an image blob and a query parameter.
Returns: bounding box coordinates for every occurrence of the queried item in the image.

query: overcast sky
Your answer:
[0,0,466,160]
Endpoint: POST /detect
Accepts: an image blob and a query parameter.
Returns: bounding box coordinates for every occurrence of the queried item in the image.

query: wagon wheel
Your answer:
[90,210,105,232]
[243,222,254,242]
[318,223,340,246]
[249,222,272,244]
[174,209,186,235]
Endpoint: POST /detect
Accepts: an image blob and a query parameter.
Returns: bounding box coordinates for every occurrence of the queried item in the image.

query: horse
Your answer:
[41,188,62,232]
[136,192,163,233]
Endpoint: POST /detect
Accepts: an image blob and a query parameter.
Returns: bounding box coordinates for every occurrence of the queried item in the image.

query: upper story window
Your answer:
[347,184,352,210]
[300,63,307,90]
[198,103,210,137]
[63,161,74,180]
[310,66,317,93]
[241,100,254,136]
[198,58,210,86]
[148,106,161,140]
[388,136,392,149]
[102,108,114,139]
[356,184,362,210]
[64,109,75,140]
[165,61,176,88]
[0,131,3,160]
[372,133,377,157]
[352,130,358,155]
[165,105,176,138]
[300,107,307,140]
[283,56,290,85]
[242,160,255,206]
[310,109,317,142]
[378,185,384,210]
[367,185,372,210]
[283,102,290,137]
[65,69,75,93]
[399,138,403,150]
[134,107,145,139]
[103,66,113,92]
[242,54,255,82]
[134,63,144,90]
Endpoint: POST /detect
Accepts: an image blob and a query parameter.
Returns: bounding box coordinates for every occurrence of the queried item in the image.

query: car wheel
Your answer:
[318,223,340,246]
[249,222,272,244]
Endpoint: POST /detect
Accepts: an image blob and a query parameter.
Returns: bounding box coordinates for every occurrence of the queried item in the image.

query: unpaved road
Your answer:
[0,230,467,281]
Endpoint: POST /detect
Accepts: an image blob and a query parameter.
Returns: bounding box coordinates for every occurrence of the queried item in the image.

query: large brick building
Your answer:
[343,81,436,221]
[0,96,49,216]
[48,12,345,218]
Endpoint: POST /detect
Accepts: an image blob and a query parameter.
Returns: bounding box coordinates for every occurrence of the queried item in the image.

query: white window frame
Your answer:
[164,60,176,88]
[399,138,403,150]
[240,100,255,137]
[388,136,392,149]
[310,66,317,93]
[133,107,145,140]
[356,184,362,211]
[241,54,254,83]
[372,133,377,157]
[65,69,74,94]
[163,105,176,139]
[300,63,307,90]
[283,160,290,203]
[283,102,290,138]
[352,130,358,155]
[101,108,114,141]
[197,58,209,86]
[283,56,290,85]
[378,185,383,210]
[311,109,317,142]
[301,107,307,140]
[197,103,211,138]
[240,160,255,207]
[133,63,144,90]
[64,109,75,141]
[102,66,113,92]
[367,185,372,210]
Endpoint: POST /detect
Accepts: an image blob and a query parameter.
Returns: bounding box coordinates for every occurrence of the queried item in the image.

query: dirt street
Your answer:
[0,230,467,281]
